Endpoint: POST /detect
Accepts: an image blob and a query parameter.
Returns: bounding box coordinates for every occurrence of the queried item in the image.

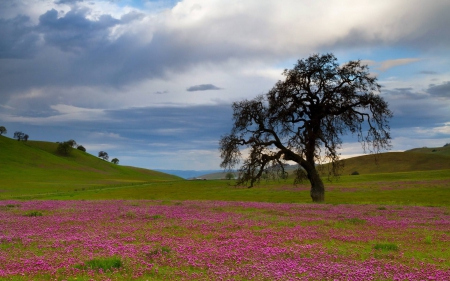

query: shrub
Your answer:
[57,141,73,156]
[346,218,366,225]
[374,243,398,251]
[75,257,122,271]
[351,171,359,175]
[24,211,43,217]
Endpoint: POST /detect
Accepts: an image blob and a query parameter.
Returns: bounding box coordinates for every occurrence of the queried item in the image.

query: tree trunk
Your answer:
[307,168,325,202]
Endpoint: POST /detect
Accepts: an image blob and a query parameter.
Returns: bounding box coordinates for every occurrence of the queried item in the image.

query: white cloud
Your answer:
[378,58,422,72]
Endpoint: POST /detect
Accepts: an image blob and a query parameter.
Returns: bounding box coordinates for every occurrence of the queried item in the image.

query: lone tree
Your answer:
[57,141,73,156]
[77,145,86,152]
[0,126,6,135]
[98,151,109,161]
[219,53,392,202]
[67,139,77,148]
[111,158,119,164]
[225,172,235,180]
[13,131,26,141]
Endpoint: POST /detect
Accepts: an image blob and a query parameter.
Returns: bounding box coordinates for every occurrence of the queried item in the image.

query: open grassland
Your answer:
[1,200,449,280]
[2,169,449,207]
[0,136,181,196]
[2,136,450,280]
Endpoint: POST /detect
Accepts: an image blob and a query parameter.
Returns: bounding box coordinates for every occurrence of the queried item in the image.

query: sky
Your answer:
[1,0,449,171]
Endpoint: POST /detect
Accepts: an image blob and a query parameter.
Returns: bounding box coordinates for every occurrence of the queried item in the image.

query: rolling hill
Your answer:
[199,146,450,179]
[0,136,181,197]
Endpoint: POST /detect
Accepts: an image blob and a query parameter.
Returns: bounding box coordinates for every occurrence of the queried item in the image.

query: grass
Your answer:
[0,136,181,197]
[75,257,122,271]
[1,134,450,207]
[374,242,399,251]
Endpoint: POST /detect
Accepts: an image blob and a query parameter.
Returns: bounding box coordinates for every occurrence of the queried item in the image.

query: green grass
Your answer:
[75,257,122,271]
[373,242,399,251]
[1,135,450,206]
[0,136,181,197]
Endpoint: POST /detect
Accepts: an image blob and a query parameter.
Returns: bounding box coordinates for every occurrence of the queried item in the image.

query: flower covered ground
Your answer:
[1,200,449,280]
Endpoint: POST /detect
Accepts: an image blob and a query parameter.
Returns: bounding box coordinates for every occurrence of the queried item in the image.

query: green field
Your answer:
[0,135,180,197]
[1,135,450,206]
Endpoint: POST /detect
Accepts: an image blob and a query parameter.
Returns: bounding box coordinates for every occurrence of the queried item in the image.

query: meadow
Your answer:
[1,200,449,280]
[1,136,450,280]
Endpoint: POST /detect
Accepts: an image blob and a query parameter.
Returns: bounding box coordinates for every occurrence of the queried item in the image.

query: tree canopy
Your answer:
[219,53,392,202]
[57,141,73,156]
[98,151,109,161]
[0,126,6,135]
[13,131,26,141]
[111,158,119,164]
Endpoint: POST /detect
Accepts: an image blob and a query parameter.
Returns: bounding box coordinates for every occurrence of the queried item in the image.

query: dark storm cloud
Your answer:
[105,104,232,145]
[38,8,120,52]
[382,84,450,129]
[0,15,39,58]
[427,81,450,98]
[0,103,233,152]
[186,84,222,92]
[54,0,84,4]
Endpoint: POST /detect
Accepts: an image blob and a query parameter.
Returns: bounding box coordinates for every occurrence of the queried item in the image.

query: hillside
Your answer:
[334,147,450,175]
[199,146,450,179]
[0,136,181,197]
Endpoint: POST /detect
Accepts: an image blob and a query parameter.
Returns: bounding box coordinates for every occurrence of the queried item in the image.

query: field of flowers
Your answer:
[1,200,449,280]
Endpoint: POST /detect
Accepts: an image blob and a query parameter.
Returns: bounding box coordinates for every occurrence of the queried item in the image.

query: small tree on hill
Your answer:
[111,158,119,164]
[0,126,6,135]
[220,53,392,202]
[23,134,29,141]
[67,139,77,148]
[98,151,109,161]
[13,131,25,141]
[57,141,73,156]
[77,145,86,152]
[225,172,235,180]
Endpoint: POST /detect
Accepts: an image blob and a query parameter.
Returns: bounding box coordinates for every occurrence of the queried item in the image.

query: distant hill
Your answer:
[0,136,181,195]
[156,169,223,179]
[198,146,450,179]
[334,146,450,175]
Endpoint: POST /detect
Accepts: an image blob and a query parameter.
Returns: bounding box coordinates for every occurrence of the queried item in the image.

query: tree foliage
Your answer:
[111,158,119,164]
[13,131,26,141]
[77,145,86,152]
[225,172,235,180]
[0,126,6,135]
[98,151,109,161]
[219,53,392,202]
[67,139,77,148]
[57,141,73,156]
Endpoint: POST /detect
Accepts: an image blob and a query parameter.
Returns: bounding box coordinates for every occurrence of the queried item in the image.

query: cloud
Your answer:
[186,84,222,92]
[0,15,39,58]
[38,8,121,52]
[378,58,421,72]
[427,81,450,98]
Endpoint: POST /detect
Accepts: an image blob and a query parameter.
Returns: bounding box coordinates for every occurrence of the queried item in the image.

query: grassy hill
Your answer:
[200,146,450,179]
[333,146,450,175]
[0,136,181,197]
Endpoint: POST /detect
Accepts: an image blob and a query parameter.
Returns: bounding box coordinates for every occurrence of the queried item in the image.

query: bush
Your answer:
[24,211,43,217]
[57,141,73,156]
[75,257,122,271]
[351,171,359,175]
[77,145,86,152]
